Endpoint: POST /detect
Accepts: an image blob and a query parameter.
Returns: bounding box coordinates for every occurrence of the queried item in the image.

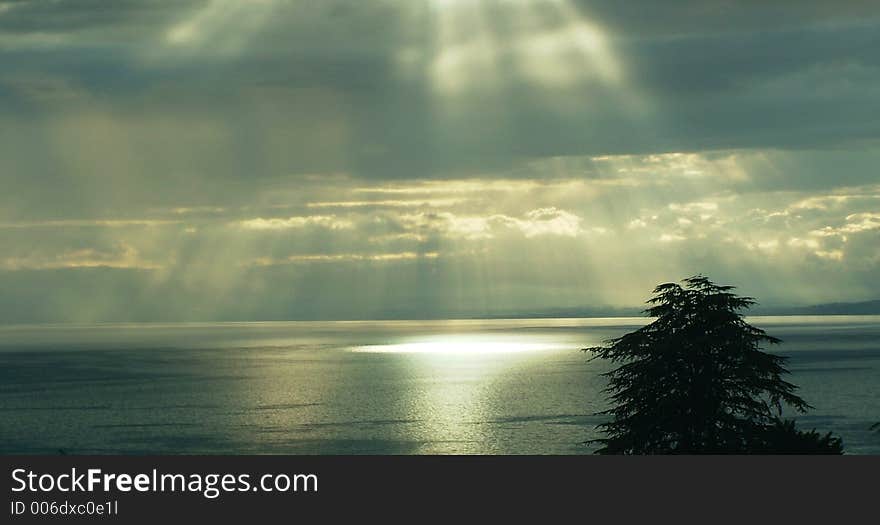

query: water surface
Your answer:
[1,316,878,454]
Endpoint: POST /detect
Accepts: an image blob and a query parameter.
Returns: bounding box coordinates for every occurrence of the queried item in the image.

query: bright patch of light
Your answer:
[429,0,498,96]
[161,0,279,58]
[430,0,470,7]
[353,338,558,355]
[426,0,626,99]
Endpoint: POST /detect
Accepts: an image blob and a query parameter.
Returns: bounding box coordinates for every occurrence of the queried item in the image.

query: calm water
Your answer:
[1,316,879,455]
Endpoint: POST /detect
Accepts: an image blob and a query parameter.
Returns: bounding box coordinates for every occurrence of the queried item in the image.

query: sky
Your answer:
[1,0,879,322]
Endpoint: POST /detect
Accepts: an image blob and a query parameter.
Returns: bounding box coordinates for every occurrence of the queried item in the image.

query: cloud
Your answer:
[503,207,586,238]
[659,233,687,243]
[791,194,880,211]
[306,198,463,209]
[247,251,440,267]
[236,215,354,231]
[1,1,879,321]
[394,207,587,240]
[0,219,179,229]
[811,212,880,238]
[1,243,157,271]
[669,202,718,214]
[2,0,878,184]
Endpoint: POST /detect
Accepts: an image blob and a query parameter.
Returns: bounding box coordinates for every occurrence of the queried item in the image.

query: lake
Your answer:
[1,316,878,454]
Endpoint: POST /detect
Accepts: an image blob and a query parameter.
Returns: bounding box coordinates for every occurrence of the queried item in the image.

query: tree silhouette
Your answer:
[585,276,842,454]
[748,419,842,454]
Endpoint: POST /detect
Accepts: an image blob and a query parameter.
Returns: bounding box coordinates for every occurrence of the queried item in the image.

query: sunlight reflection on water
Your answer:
[0,316,878,454]
[353,336,561,355]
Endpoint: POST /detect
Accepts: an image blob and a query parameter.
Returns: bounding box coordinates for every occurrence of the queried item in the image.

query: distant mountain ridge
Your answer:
[1,300,876,325]
[752,299,880,316]
[483,299,880,319]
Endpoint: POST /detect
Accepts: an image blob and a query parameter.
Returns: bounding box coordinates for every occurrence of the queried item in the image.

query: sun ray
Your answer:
[425,0,628,95]
[159,0,282,59]
[541,0,624,85]
[428,0,500,98]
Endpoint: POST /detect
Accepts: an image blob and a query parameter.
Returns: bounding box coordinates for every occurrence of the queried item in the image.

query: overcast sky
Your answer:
[1,0,879,322]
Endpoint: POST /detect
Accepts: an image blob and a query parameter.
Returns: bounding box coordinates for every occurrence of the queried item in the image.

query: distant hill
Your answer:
[479,306,644,319]
[482,300,880,320]
[754,299,880,316]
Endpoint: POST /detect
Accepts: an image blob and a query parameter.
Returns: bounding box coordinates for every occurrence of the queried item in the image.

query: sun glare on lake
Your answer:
[353,336,560,355]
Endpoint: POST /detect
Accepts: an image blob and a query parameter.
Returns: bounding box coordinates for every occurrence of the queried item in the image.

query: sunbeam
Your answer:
[3,0,878,322]
[426,0,626,98]
[540,0,623,86]
[428,0,500,97]
[161,0,281,59]
[3,0,880,462]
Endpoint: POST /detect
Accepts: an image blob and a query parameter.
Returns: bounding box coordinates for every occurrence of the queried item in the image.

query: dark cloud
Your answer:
[1,1,878,177]
[578,0,880,37]
[0,0,196,37]
[0,1,878,321]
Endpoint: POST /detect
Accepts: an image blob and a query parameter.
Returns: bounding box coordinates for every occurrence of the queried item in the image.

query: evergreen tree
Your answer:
[748,419,842,454]
[586,276,842,454]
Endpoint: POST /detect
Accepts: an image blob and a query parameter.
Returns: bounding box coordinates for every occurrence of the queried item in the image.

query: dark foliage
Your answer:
[748,419,843,454]
[586,276,843,454]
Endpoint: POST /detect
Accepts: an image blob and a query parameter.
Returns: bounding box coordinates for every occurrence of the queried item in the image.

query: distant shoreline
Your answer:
[4,300,880,327]
[1,313,879,329]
